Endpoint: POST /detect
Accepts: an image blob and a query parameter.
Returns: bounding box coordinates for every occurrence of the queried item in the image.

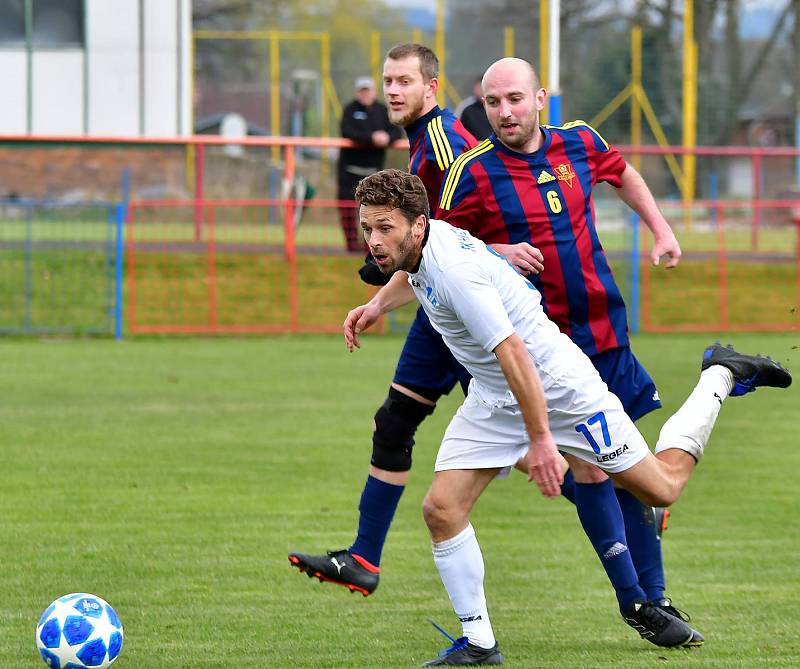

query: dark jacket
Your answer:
[339,99,402,174]
[459,99,492,140]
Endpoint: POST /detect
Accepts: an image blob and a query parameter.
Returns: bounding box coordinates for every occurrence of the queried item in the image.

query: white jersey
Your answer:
[408,219,590,403]
[409,219,650,476]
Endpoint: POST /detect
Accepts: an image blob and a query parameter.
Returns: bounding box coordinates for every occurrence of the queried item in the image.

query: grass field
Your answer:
[1,333,799,668]
[2,208,797,334]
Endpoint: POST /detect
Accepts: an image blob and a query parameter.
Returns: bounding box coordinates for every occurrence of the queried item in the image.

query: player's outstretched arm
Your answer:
[615,163,682,268]
[488,243,544,276]
[343,271,416,352]
[494,334,563,497]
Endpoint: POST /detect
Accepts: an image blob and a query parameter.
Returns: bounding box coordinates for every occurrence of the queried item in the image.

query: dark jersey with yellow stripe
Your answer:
[404,106,477,214]
[436,121,629,357]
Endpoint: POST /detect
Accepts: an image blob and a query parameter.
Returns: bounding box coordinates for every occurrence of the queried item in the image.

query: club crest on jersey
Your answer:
[554,163,577,188]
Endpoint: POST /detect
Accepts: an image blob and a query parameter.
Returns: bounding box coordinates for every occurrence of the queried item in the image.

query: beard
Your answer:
[494,116,539,150]
[388,92,427,127]
[376,230,415,275]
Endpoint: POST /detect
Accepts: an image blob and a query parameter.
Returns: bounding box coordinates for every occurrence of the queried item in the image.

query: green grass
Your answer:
[3,244,795,335]
[1,333,799,668]
[0,249,112,333]
[2,206,794,252]
[2,212,797,334]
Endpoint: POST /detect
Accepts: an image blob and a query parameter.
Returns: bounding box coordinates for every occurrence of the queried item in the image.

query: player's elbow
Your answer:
[493,332,524,359]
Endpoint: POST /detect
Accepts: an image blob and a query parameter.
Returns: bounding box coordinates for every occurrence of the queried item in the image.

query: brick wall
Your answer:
[0,145,302,201]
[0,146,190,200]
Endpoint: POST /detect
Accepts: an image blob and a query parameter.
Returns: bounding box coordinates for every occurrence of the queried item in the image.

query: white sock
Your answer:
[655,365,734,461]
[431,523,495,649]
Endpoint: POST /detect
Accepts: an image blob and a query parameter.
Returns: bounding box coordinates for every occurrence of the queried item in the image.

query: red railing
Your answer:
[2,134,800,335]
[637,199,800,333]
[126,196,376,334]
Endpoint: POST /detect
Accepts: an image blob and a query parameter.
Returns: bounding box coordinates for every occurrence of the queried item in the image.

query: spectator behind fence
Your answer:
[456,77,492,140]
[337,77,402,252]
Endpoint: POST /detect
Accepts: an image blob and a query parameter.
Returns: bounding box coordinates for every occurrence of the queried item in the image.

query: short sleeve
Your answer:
[438,263,515,353]
[578,122,626,187]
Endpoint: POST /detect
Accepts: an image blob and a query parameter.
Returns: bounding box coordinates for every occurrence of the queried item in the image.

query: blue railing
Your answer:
[0,199,124,337]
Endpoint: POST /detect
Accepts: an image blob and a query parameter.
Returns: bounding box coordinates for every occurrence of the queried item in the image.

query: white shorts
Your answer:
[435,366,650,475]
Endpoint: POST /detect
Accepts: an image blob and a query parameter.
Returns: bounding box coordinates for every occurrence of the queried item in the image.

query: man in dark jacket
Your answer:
[457,77,492,140]
[338,77,402,252]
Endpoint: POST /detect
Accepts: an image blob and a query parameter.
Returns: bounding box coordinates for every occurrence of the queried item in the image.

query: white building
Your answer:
[0,0,192,137]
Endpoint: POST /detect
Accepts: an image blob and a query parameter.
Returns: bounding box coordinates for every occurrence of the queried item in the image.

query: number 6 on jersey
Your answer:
[546,190,562,214]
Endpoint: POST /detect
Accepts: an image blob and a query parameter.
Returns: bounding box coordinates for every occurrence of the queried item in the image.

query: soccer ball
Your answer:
[35,593,123,669]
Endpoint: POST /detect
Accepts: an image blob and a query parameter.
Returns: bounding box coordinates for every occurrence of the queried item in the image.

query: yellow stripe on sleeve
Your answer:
[426,119,447,171]
[434,116,455,166]
[552,119,610,149]
[438,139,494,211]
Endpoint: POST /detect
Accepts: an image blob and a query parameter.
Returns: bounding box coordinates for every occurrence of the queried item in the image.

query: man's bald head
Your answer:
[480,57,547,153]
[482,57,540,94]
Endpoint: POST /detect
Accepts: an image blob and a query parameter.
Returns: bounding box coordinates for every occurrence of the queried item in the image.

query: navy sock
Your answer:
[574,480,646,610]
[349,475,405,567]
[560,469,576,504]
[615,488,666,601]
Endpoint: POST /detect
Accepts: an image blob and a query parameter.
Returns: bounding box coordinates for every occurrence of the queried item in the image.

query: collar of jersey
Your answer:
[404,106,443,142]
[492,126,552,160]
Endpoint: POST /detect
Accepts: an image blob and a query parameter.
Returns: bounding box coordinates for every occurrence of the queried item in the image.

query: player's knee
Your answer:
[639,490,673,508]
[623,484,675,508]
[421,494,441,529]
[371,387,435,472]
[650,487,679,507]
[421,491,459,535]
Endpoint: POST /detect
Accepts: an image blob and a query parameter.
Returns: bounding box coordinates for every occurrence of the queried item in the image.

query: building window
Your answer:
[33,0,84,47]
[0,0,25,45]
[0,0,84,47]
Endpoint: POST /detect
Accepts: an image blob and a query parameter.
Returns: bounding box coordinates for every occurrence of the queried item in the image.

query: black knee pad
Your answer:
[371,387,435,472]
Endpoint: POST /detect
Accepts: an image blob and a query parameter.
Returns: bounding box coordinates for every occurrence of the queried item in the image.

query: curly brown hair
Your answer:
[354,169,430,222]
[385,43,439,82]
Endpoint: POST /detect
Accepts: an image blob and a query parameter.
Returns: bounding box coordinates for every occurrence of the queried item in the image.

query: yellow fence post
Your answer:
[321,32,332,179]
[633,86,685,191]
[504,26,514,57]
[590,83,632,129]
[630,25,642,172]
[321,34,330,139]
[436,0,446,107]
[270,30,280,162]
[682,0,697,228]
[371,31,381,88]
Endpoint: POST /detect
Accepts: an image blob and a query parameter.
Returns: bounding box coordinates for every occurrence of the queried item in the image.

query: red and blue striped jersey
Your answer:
[436,121,629,356]
[405,106,477,213]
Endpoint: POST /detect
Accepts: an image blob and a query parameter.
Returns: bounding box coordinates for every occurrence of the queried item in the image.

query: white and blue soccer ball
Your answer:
[35,593,123,669]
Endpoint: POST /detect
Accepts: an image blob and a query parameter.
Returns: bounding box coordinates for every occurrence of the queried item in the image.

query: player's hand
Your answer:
[651,231,681,268]
[490,243,544,276]
[343,303,381,351]
[371,130,391,147]
[526,431,563,498]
